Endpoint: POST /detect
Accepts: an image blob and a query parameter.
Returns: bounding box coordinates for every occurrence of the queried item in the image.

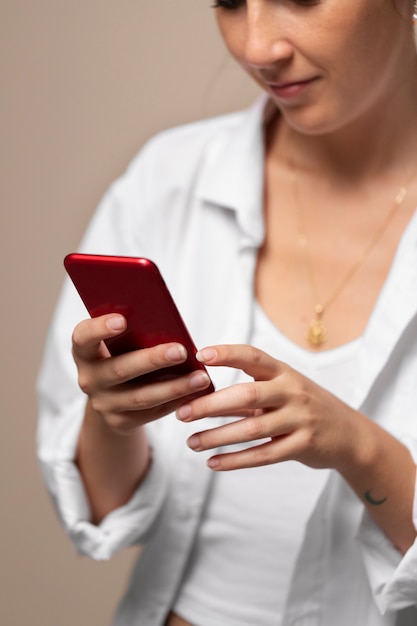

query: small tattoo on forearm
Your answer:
[364,489,387,506]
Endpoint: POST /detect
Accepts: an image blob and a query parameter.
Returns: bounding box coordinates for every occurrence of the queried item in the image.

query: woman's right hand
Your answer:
[72,313,212,435]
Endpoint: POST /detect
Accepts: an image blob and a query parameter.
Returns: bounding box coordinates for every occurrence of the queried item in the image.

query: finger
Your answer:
[92,369,212,417]
[92,342,189,388]
[72,314,127,361]
[101,395,190,433]
[197,344,285,381]
[206,438,296,471]
[104,398,182,432]
[186,410,293,452]
[176,380,286,422]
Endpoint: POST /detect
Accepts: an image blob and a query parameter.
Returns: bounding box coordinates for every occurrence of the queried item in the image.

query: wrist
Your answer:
[334,410,382,483]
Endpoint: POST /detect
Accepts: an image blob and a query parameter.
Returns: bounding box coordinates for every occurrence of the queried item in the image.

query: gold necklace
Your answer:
[289,162,411,347]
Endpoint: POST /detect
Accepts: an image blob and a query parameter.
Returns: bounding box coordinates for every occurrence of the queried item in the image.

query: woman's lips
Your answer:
[266,77,318,100]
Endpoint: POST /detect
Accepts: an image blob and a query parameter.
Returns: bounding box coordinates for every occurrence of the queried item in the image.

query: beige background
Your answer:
[1,2,258,625]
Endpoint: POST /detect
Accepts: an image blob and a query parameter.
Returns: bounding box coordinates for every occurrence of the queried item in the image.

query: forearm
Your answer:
[340,413,416,554]
[76,400,152,525]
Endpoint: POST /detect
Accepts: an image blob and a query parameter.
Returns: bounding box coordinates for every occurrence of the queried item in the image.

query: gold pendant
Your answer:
[307,305,327,347]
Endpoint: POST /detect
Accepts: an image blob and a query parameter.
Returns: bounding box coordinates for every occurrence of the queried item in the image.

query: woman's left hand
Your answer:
[176,344,366,472]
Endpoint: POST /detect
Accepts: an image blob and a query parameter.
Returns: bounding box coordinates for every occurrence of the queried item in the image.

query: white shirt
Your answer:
[172,305,361,625]
[37,98,417,626]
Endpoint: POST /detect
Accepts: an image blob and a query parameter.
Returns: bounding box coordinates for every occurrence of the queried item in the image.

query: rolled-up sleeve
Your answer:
[38,427,169,561]
[37,138,171,560]
[358,439,417,613]
[37,283,170,560]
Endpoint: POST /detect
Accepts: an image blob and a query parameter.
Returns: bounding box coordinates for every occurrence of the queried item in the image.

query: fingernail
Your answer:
[207,457,220,469]
[107,316,125,331]
[196,347,217,363]
[176,404,192,421]
[165,345,187,362]
[187,434,201,450]
[189,371,210,389]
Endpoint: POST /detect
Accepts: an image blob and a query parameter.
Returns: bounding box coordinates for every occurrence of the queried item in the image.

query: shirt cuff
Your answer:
[39,433,169,561]
[357,439,417,613]
[358,511,417,613]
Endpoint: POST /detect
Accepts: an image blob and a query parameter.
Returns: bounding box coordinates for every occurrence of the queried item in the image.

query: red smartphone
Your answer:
[64,253,214,396]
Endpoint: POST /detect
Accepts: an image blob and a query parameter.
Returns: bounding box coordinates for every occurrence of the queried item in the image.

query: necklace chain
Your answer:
[289,162,412,347]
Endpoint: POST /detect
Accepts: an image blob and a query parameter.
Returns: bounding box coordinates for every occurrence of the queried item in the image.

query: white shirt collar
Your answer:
[196,96,274,247]
[197,95,417,408]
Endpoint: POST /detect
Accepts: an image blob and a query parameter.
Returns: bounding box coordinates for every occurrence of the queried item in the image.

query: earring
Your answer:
[414,1,417,23]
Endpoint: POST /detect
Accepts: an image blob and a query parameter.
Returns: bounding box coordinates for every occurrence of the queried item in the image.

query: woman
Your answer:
[38,1,417,624]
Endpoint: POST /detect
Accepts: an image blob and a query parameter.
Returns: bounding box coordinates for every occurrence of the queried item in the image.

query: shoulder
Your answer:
[91,101,265,254]
[146,108,250,153]
[106,105,259,213]
[127,108,252,180]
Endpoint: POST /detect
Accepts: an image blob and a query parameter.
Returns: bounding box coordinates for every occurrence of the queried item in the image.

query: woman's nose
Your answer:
[243,4,294,70]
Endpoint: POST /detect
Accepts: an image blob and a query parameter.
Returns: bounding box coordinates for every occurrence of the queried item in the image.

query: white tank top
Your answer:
[172,304,361,626]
